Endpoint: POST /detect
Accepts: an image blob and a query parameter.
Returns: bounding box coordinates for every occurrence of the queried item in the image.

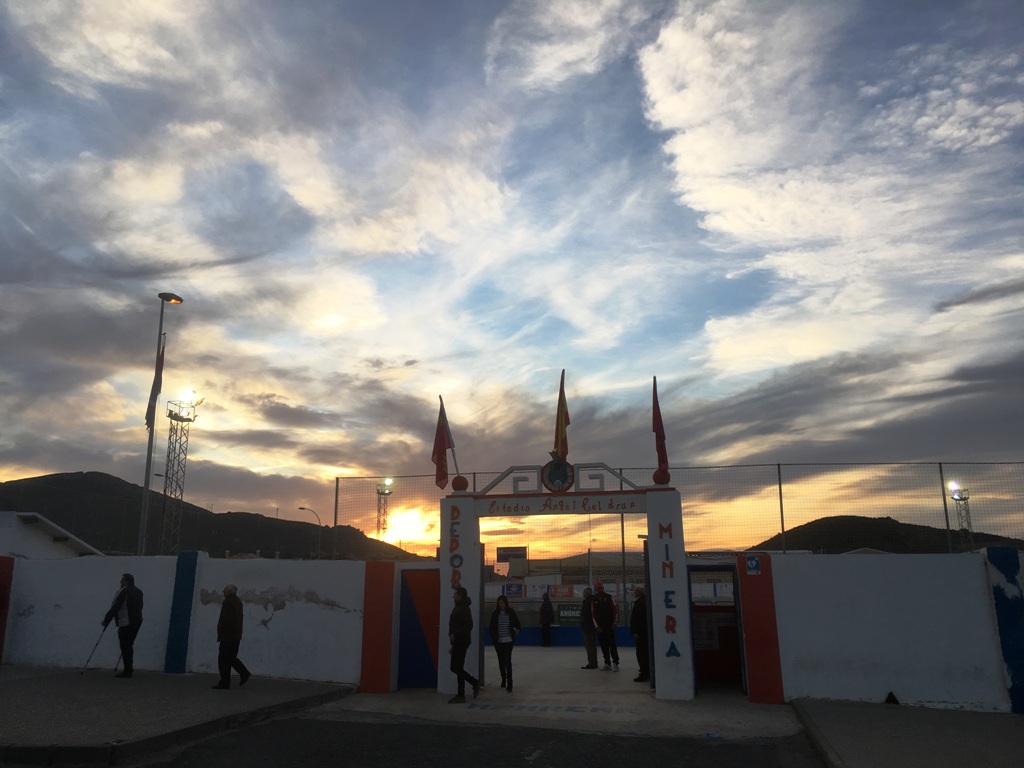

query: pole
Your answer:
[938,463,954,553]
[80,624,108,674]
[777,464,787,553]
[137,301,167,555]
[333,477,339,559]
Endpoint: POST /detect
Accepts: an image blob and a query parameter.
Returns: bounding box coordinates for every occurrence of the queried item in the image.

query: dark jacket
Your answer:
[103,585,143,628]
[217,593,244,642]
[592,591,617,629]
[580,595,595,631]
[449,595,474,645]
[629,594,648,637]
[539,595,555,625]
[488,606,522,644]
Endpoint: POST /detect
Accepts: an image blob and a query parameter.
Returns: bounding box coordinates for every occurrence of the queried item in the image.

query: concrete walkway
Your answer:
[2,648,1021,766]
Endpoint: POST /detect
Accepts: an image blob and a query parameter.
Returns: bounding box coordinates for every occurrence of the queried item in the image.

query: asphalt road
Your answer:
[132,709,824,768]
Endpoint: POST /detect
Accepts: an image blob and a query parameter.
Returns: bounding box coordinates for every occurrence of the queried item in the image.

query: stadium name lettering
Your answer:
[486,496,641,516]
[659,521,682,660]
[449,504,462,587]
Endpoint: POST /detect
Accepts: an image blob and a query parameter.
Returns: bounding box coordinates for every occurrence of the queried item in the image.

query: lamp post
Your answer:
[299,506,322,559]
[136,291,183,555]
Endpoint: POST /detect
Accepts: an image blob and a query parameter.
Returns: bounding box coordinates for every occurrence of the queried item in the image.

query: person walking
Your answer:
[102,573,143,678]
[212,584,251,690]
[579,587,598,669]
[630,586,650,683]
[539,592,555,647]
[591,582,619,671]
[448,585,481,703]
[488,595,522,691]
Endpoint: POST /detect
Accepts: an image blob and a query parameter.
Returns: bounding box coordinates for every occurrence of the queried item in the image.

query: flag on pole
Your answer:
[553,369,570,461]
[653,375,669,471]
[144,341,165,431]
[432,395,455,489]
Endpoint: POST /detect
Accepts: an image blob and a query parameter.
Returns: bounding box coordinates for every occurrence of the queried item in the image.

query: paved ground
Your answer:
[1,648,1022,766]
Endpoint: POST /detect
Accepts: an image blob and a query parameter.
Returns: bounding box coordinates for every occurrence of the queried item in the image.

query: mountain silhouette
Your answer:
[752,514,1024,554]
[4,472,1020,559]
[0,471,427,560]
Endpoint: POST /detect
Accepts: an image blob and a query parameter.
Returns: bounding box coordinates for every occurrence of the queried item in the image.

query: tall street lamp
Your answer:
[299,506,322,559]
[137,291,183,555]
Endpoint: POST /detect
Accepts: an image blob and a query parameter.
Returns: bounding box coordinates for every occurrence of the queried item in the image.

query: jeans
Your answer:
[494,642,514,685]
[450,642,479,695]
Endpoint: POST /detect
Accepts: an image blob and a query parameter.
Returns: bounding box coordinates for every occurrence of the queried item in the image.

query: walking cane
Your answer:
[114,654,122,674]
[80,624,108,675]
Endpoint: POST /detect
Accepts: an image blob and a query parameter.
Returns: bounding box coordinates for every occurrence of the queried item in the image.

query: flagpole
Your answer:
[136,332,165,555]
[136,292,183,555]
[444,396,460,475]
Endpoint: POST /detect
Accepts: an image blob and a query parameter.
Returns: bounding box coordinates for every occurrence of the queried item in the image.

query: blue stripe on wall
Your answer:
[164,550,199,674]
[986,547,1024,713]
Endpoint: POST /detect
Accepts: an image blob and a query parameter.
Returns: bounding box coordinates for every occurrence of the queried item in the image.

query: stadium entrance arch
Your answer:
[439,463,693,701]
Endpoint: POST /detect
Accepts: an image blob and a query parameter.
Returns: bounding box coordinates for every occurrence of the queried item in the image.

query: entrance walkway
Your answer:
[334,646,799,739]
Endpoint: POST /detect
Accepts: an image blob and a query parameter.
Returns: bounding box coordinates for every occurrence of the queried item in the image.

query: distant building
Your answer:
[0,511,104,559]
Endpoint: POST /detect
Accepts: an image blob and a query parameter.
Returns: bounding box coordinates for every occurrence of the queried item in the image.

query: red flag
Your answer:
[145,341,165,431]
[653,376,668,471]
[432,396,454,489]
[553,369,570,461]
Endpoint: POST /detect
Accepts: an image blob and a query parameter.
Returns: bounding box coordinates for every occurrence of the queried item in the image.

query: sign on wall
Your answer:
[497,546,528,562]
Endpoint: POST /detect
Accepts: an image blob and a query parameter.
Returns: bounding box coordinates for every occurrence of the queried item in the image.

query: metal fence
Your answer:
[335,462,1024,565]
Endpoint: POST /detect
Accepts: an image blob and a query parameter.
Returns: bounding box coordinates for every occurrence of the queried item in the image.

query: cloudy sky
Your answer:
[1,1,1022,549]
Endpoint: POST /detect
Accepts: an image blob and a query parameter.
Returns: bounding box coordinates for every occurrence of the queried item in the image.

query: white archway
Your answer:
[439,463,694,700]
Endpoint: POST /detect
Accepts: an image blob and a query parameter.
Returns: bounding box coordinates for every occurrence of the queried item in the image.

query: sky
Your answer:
[1,1,1022,554]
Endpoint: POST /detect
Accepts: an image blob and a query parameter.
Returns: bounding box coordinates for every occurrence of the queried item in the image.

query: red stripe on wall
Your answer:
[360,561,396,693]
[404,569,440,668]
[735,554,785,704]
[0,556,14,663]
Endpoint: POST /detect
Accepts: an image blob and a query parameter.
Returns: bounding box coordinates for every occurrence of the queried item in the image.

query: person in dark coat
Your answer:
[579,587,598,669]
[102,573,143,678]
[447,586,481,703]
[488,595,522,691]
[630,586,650,682]
[591,581,619,671]
[212,584,251,689]
[539,592,555,646]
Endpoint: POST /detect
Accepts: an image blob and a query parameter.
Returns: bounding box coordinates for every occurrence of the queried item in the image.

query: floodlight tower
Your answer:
[948,482,974,551]
[376,477,393,539]
[158,400,200,555]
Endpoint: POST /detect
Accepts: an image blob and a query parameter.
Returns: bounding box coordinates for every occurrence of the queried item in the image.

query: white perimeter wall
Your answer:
[4,556,178,671]
[772,554,1010,711]
[187,555,366,683]
[3,554,368,685]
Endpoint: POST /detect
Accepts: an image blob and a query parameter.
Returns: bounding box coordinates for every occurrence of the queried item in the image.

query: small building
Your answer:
[0,511,104,559]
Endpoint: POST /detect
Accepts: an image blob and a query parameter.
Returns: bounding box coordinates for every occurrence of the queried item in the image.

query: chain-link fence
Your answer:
[336,462,1024,565]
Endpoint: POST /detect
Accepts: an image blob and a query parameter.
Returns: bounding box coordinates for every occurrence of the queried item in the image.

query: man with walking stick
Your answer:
[102,573,143,678]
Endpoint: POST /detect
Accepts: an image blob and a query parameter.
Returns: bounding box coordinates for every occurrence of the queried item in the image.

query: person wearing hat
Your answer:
[630,586,650,683]
[591,581,619,671]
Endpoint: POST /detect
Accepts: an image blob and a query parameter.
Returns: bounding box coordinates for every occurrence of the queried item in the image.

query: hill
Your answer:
[0,471,427,561]
[752,514,1024,554]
